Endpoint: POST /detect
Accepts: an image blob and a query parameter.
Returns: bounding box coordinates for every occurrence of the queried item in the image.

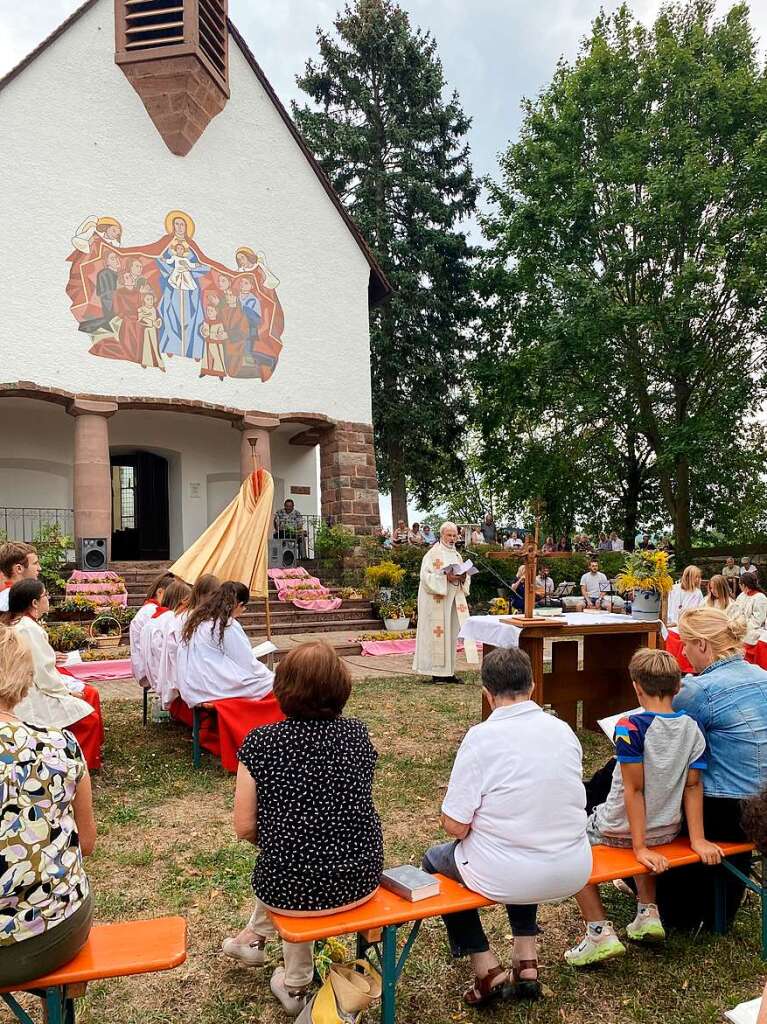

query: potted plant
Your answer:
[379,600,411,631]
[364,561,406,602]
[45,623,90,653]
[615,550,674,620]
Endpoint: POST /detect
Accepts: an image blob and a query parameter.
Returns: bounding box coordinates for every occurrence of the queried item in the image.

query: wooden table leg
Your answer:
[520,636,544,706]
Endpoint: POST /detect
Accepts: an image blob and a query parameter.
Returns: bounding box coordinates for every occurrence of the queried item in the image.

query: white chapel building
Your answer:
[0,0,388,562]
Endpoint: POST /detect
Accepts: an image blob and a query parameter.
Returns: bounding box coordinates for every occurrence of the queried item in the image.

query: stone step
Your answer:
[242,617,382,638]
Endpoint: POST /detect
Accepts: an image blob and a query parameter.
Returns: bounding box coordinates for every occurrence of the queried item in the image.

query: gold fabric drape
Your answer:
[169,468,273,597]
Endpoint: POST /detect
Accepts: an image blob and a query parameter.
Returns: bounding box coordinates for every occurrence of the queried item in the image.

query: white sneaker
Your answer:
[565,922,626,967]
[270,967,312,1017]
[221,935,266,966]
[627,903,666,943]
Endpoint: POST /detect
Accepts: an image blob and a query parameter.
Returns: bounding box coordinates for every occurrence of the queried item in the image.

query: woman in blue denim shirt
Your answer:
[655,607,767,928]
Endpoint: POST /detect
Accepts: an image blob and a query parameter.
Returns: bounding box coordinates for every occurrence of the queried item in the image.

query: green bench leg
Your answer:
[380,925,397,1024]
[192,707,201,768]
[1,986,71,1024]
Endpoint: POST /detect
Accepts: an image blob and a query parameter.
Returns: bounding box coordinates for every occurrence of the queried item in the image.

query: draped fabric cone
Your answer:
[169,468,273,597]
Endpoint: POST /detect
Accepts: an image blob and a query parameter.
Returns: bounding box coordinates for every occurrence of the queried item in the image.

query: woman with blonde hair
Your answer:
[666,565,704,626]
[0,626,96,986]
[705,574,735,615]
[653,607,767,932]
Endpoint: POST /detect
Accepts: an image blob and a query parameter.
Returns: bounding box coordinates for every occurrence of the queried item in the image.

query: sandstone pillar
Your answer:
[233,414,280,480]
[67,400,118,550]
[319,421,381,535]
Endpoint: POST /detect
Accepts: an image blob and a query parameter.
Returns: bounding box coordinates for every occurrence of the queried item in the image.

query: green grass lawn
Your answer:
[72,675,765,1024]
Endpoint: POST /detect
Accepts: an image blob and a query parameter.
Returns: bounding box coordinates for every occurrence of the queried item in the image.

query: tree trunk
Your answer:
[673,457,692,563]
[388,441,409,527]
[621,433,642,550]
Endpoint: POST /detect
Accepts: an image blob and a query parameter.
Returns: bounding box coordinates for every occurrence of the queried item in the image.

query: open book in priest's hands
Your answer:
[440,559,479,577]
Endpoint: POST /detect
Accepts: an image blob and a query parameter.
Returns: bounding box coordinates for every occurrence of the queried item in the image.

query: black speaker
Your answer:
[78,537,108,571]
[269,539,299,568]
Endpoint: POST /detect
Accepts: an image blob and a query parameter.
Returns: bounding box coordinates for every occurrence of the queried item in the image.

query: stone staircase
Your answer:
[110,561,383,643]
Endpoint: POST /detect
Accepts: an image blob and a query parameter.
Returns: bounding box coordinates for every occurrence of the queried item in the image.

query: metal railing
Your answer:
[0,507,74,543]
[273,513,334,562]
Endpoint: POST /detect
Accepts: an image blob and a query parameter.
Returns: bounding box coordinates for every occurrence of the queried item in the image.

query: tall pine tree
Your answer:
[293,0,478,524]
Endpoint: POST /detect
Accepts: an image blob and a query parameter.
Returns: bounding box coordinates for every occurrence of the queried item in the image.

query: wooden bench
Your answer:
[270,840,761,1024]
[0,917,187,1024]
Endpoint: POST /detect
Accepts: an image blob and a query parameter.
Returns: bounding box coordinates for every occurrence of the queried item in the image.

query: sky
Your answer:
[1,0,765,526]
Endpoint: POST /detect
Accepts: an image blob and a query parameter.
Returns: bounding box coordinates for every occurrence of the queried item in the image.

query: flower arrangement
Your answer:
[339,587,365,601]
[489,596,510,615]
[615,550,674,595]
[356,629,417,641]
[364,562,406,591]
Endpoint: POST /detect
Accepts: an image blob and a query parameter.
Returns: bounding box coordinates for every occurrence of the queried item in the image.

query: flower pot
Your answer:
[379,588,393,602]
[384,616,410,631]
[631,589,662,621]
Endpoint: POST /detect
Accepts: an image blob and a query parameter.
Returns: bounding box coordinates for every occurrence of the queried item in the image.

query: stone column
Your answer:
[319,420,381,535]
[233,414,280,480]
[67,399,118,549]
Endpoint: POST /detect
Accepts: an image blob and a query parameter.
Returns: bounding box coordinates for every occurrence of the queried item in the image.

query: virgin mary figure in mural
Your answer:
[156,211,209,360]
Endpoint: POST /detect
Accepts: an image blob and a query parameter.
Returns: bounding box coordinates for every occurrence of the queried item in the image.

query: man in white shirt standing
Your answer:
[421,646,590,1006]
[580,559,610,610]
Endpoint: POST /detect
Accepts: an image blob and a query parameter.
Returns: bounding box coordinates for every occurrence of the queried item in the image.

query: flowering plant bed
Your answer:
[66,570,128,607]
[356,629,417,641]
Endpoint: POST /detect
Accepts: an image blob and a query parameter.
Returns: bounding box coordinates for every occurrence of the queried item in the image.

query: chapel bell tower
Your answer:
[114,0,229,156]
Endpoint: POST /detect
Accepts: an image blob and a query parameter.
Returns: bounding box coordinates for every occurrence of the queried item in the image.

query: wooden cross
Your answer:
[511,505,570,625]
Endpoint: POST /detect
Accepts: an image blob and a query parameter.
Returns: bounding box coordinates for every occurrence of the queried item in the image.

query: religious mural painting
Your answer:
[65,211,285,382]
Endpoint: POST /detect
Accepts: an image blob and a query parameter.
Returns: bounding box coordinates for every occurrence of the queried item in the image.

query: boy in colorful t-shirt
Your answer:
[566,647,723,967]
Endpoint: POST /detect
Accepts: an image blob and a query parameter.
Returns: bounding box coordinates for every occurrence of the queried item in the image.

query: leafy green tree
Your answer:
[478,0,767,558]
[293,0,478,525]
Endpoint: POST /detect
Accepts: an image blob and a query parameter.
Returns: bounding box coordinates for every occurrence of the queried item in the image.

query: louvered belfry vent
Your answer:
[123,1,185,52]
[115,0,229,156]
[198,0,226,77]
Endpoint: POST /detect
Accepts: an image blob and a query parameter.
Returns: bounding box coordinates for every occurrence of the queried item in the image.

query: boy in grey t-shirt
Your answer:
[566,648,723,967]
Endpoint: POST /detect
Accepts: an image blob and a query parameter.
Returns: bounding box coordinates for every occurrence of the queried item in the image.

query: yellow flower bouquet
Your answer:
[615,549,674,595]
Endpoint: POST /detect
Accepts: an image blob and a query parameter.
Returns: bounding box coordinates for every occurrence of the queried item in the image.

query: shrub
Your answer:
[46,623,89,652]
[314,524,357,560]
[33,523,73,595]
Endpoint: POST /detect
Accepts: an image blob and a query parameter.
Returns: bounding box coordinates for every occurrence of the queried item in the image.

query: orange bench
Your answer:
[270,840,760,1024]
[0,916,187,1024]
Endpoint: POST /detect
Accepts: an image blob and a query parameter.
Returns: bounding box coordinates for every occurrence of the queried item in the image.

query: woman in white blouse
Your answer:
[666,565,704,626]
[733,572,767,658]
[177,581,274,706]
[705,574,738,618]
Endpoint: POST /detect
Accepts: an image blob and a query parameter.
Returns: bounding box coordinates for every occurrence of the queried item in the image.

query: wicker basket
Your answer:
[89,615,122,650]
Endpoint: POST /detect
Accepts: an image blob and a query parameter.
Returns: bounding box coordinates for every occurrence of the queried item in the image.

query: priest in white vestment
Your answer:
[412,522,478,683]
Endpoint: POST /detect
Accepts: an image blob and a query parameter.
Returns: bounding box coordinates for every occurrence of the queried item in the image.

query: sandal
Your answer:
[506,959,542,1001]
[463,965,508,1008]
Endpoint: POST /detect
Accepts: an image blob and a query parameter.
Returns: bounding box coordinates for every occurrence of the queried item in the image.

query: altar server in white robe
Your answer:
[140,579,191,695]
[156,574,220,709]
[413,522,479,684]
[177,580,274,706]
[129,571,175,685]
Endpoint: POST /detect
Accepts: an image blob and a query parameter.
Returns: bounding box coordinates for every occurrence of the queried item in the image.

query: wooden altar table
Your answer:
[471,615,660,729]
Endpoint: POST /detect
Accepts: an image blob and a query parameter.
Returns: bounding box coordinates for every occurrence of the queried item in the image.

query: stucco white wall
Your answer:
[0,400,74,512]
[0,0,374,424]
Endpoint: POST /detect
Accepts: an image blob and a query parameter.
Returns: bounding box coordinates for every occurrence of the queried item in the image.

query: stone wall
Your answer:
[320,421,381,535]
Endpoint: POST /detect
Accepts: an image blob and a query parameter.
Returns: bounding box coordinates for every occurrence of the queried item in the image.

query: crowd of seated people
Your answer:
[6,544,767,1016]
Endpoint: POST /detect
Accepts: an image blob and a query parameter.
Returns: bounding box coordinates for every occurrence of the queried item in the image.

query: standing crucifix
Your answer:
[507,508,568,626]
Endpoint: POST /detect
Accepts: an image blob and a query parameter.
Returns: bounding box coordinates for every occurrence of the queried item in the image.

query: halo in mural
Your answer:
[65,210,285,382]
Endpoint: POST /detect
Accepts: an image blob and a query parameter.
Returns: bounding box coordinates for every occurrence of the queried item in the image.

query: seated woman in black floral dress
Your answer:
[225,641,384,1017]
